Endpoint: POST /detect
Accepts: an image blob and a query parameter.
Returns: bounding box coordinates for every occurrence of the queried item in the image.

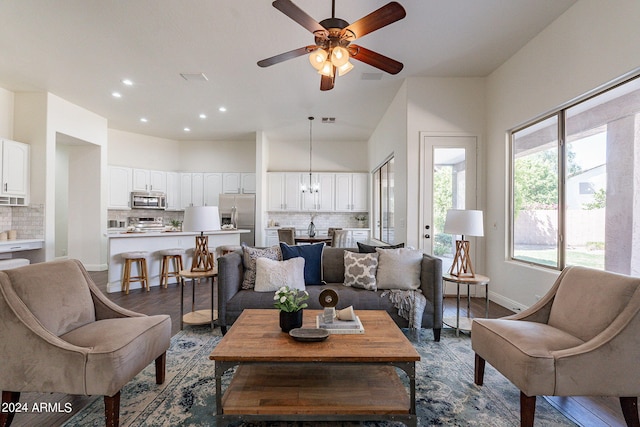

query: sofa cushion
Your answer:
[6,259,96,336]
[241,244,282,289]
[280,242,325,285]
[254,257,305,292]
[357,242,404,253]
[375,247,423,290]
[343,251,378,291]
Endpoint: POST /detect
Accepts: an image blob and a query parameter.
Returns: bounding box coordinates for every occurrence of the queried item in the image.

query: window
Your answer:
[510,75,640,276]
[372,156,394,243]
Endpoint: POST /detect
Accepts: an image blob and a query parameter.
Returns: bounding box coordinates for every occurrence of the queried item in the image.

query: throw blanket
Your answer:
[382,289,426,328]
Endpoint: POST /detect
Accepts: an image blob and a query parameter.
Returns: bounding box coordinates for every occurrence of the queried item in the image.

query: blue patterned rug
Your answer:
[63,326,576,426]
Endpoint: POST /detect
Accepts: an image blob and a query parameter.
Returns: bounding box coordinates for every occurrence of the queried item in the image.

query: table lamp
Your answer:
[182,206,221,272]
[444,209,484,278]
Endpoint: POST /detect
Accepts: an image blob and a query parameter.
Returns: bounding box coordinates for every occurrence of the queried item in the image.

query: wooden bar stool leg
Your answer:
[161,256,169,288]
[123,259,132,295]
[142,258,149,292]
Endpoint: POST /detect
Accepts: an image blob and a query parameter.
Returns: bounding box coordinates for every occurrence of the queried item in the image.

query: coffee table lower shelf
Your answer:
[218,363,413,425]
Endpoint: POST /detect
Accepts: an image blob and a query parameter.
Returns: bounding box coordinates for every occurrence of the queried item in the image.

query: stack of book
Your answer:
[316,314,365,334]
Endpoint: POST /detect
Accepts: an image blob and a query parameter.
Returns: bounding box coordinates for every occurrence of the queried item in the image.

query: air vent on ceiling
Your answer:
[179,73,209,82]
[361,72,383,81]
[322,117,336,124]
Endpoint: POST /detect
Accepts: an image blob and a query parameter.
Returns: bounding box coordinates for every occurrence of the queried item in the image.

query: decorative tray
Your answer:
[289,328,329,342]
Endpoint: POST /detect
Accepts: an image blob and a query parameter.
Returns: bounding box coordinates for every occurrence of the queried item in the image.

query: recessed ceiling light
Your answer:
[199,113,207,119]
[183,127,191,132]
[140,117,148,123]
[122,79,133,86]
[112,92,122,98]
[218,106,227,112]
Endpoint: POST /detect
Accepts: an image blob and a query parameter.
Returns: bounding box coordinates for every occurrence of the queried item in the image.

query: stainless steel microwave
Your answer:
[130,192,166,210]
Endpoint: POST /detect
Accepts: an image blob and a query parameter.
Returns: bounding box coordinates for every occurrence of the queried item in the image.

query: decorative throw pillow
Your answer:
[241,244,282,289]
[280,242,325,285]
[357,242,405,253]
[343,251,379,291]
[254,257,305,292]
[375,247,423,290]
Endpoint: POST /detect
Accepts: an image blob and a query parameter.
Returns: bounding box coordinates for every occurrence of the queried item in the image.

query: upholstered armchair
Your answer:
[472,266,640,427]
[0,259,171,427]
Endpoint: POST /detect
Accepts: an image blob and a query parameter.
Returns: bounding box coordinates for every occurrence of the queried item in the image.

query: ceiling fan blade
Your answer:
[320,73,335,91]
[258,46,315,67]
[349,45,403,75]
[272,0,327,35]
[342,2,406,41]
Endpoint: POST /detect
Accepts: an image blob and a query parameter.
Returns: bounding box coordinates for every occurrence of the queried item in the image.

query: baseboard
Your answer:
[85,263,108,271]
[487,291,528,313]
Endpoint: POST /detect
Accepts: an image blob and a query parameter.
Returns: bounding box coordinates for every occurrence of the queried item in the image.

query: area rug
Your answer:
[63,326,576,427]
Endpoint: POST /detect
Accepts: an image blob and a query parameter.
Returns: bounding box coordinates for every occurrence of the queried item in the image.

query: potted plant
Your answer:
[354,214,367,227]
[169,219,182,231]
[274,286,309,332]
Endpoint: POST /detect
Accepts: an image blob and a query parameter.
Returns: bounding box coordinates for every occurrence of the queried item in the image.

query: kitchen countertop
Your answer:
[0,239,45,253]
[107,229,250,238]
[264,227,369,230]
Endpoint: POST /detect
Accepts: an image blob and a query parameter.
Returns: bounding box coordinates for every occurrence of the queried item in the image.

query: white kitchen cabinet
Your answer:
[301,173,334,211]
[335,173,368,211]
[180,173,204,209]
[0,139,30,205]
[107,166,132,209]
[165,172,181,210]
[241,173,256,193]
[222,173,241,194]
[350,229,370,247]
[204,172,223,206]
[265,229,279,246]
[132,169,166,192]
[267,172,300,211]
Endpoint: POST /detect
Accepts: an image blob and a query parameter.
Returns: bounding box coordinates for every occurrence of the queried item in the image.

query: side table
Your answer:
[442,273,490,336]
[179,268,218,330]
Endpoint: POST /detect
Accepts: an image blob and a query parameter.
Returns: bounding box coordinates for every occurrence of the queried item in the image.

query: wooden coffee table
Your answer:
[210,309,420,426]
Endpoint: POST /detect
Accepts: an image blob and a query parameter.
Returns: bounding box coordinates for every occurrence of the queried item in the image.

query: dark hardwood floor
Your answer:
[9,271,627,426]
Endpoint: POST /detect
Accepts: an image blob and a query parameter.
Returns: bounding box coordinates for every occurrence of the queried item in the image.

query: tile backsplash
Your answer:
[267,212,368,230]
[0,204,45,239]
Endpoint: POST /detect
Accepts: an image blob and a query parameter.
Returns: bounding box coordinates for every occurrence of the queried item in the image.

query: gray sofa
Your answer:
[217,247,443,341]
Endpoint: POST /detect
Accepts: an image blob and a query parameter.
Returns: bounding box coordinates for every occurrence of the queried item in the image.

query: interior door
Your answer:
[420,135,478,274]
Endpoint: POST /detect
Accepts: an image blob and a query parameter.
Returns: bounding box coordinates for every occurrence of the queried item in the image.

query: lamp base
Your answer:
[191,235,215,272]
[448,239,476,278]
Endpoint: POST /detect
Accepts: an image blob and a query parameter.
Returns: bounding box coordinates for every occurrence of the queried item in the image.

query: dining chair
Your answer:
[277,228,295,245]
[331,229,349,247]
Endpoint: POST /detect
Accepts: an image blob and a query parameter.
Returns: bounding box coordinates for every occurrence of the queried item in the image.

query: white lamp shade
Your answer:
[182,206,221,232]
[444,209,484,237]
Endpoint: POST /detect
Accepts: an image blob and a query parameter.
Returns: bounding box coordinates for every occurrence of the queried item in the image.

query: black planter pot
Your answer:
[279,309,303,332]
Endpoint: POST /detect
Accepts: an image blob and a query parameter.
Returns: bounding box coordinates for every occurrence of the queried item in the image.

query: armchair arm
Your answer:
[420,253,443,328]
[552,288,640,396]
[217,251,243,326]
[503,268,568,323]
[0,275,90,394]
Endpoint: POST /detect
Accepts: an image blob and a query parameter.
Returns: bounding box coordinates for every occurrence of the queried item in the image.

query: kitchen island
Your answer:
[107,229,249,293]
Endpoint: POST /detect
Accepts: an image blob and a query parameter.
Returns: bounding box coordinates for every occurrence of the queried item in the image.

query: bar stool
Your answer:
[159,248,185,288]
[121,251,149,294]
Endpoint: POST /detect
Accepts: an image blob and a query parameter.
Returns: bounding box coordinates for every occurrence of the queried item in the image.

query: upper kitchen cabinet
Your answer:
[180,172,203,208]
[335,173,368,211]
[204,172,223,206]
[0,139,30,205]
[267,172,300,211]
[222,172,256,194]
[107,166,132,209]
[301,173,334,211]
[165,172,181,210]
[132,168,166,192]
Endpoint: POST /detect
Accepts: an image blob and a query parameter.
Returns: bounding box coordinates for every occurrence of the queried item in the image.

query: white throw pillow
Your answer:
[254,257,306,292]
[375,247,423,290]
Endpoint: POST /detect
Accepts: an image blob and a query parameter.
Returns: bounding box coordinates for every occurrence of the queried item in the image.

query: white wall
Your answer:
[179,140,255,172]
[0,87,13,139]
[485,0,640,310]
[108,129,180,170]
[268,139,368,172]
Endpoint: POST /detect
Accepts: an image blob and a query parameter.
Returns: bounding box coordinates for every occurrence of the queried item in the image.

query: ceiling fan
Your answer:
[257,0,406,91]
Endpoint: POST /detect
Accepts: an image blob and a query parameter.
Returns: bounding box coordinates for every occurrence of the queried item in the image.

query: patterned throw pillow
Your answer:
[375,247,423,290]
[343,251,379,291]
[254,257,305,292]
[241,244,282,289]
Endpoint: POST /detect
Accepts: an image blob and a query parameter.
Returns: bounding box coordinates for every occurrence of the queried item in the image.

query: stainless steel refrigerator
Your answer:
[218,194,255,246]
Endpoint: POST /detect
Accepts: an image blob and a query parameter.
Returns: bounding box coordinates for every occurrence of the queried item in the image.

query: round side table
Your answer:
[442,273,490,336]
[179,268,218,330]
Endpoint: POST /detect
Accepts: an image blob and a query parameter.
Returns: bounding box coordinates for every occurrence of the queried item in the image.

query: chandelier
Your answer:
[301,116,319,194]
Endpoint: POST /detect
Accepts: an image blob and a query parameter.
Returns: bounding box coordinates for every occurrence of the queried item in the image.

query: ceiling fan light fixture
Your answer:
[318,60,334,77]
[337,60,354,76]
[330,46,350,67]
[309,49,328,71]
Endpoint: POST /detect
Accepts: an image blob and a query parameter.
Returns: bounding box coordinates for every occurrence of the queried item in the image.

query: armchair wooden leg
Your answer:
[620,397,640,427]
[155,352,166,384]
[520,392,536,427]
[0,391,20,427]
[104,391,120,427]
[474,353,485,385]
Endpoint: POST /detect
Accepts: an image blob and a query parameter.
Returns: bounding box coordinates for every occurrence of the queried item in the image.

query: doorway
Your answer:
[420,134,478,275]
